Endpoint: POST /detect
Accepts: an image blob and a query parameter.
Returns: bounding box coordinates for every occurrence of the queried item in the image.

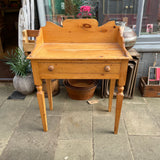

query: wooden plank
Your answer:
[128,48,140,58]
[27,30,39,37]
[41,43,121,49]
[23,42,35,52]
[128,60,138,98]
[22,30,39,52]
[139,77,160,97]
[40,20,119,43]
[128,61,136,97]
[22,30,29,43]
[28,43,129,60]
[124,63,134,97]
[39,73,120,80]
[117,27,132,59]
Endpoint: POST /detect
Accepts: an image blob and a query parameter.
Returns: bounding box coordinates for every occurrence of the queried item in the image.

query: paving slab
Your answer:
[58,95,92,140]
[129,136,160,160]
[93,115,133,160]
[30,96,65,116]
[64,97,92,114]
[58,111,92,140]
[0,95,34,156]
[0,83,14,107]
[0,103,61,160]
[93,92,134,160]
[122,103,160,135]
[15,98,62,132]
[144,97,160,106]
[54,139,93,160]
[145,99,160,127]
[1,84,160,160]
[63,97,92,113]
[29,87,67,117]
[123,89,146,104]
[93,98,116,116]
[93,110,124,135]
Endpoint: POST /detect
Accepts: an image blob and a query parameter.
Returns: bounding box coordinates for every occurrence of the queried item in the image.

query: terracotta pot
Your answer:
[64,79,98,100]
[68,79,96,88]
[13,74,35,95]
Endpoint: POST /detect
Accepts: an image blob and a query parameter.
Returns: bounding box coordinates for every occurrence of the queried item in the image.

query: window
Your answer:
[43,0,98,26]
[101,0,160,37]
[102,0,138,29]
[39,0,160,38]
[141,0,160,35]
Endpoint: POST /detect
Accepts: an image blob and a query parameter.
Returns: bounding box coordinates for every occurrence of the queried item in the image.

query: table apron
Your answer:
[39,73,120,80]
[38,62,121,79]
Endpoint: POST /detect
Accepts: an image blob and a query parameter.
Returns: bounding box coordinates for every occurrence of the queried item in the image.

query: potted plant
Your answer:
[6,48,35,95]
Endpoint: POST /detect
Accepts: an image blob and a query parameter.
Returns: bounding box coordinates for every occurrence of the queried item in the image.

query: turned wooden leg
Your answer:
[108,79,116,112]
[36,85,48,132]
[46,79,53,110]
[114,86,124,134]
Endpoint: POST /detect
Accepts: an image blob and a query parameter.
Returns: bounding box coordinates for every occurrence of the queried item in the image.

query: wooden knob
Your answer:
[83,24,91,28]
[104,66,110,72]
[48,65,54,71]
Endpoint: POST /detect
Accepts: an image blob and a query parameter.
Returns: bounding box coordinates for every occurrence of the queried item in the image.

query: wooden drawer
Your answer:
[39,62,120,74]
[38,62,121,79]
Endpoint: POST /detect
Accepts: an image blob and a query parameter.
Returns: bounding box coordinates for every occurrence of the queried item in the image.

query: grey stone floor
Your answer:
[0,83,160,160]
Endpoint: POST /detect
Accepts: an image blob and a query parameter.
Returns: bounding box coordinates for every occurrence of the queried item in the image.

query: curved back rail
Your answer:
[34,19,131,58]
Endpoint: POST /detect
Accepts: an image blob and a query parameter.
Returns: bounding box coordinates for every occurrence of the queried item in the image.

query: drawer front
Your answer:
[38,62,121,79]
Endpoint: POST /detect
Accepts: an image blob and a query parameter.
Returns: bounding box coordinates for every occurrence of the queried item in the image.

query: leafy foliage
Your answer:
[65,0,82,16]
[5,48,31,77]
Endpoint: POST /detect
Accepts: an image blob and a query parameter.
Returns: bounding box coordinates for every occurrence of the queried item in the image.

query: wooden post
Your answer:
[108,79,116,112]
[46,79,53,110]
[36,85,48,131]
[114,86,124,134]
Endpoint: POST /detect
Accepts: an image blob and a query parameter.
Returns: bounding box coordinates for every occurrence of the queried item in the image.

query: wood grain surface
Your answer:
[28,19,131,134]
[28,19,131,60]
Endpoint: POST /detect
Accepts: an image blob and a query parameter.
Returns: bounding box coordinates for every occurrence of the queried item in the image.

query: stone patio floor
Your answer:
[0,82,160,160]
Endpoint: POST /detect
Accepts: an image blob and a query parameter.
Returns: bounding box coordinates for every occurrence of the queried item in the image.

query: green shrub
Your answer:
[6,48,31,77]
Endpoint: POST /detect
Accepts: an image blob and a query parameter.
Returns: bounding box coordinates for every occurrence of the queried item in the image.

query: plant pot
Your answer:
[64,79,98,100]
[68,79,96,88]
[123,25,137,50]
[116,21,137,50]
[13,74,35,95]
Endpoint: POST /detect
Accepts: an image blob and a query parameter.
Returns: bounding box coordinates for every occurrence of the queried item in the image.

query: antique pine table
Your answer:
[27,19,131,134]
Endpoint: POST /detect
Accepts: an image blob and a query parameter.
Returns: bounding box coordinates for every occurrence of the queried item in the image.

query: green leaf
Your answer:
[5,47,31,77]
